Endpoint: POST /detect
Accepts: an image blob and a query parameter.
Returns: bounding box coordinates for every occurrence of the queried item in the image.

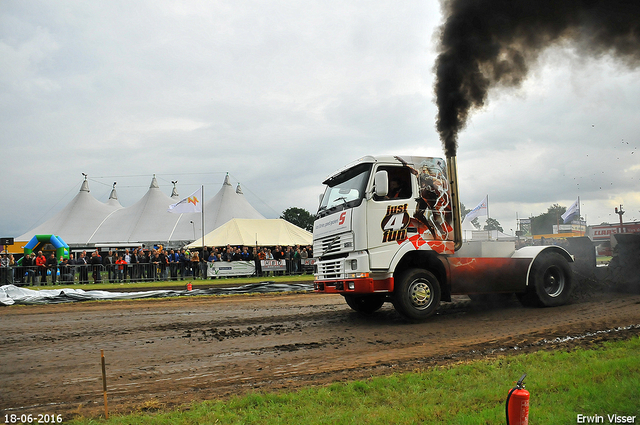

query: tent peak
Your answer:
[80,175,90,193]
[223,173,231,186]
[150,174,159,189]
[236,183,243,194]
[171,180,179,198]
[109,182,118,200]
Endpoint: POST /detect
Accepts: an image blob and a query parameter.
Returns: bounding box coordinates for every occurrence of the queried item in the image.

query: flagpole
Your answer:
[201,184,205,264]
[486,194,490,240]
[578,196,581,220]
[578,195,582,236]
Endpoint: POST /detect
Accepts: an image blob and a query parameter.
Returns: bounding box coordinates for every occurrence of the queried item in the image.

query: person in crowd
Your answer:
[232,247,241,261]
[0,252,10,285]
[220,247,230,262]
[190,251,200,278]
[66,253,76,283]
[59,257,74,283]
[115,255,127,282]
[9,254,15,283]
[273,246,283,261]
[46,253,58,285]
[183,250,192,277]
[284,246,293,274]
[22,252,34,285]
[300,247,309,274]
[199,251,208,279]
[251,248,260,276]
[123,249,132,281]
[36,251,47,285]
[207,250,216,262]
[103,250,115,283]
[178,249,187,280]
[89,251,101,283]
[168,249,179,281]
[293,246,301,274]
[150,250,159,281]
[11,253,24,285]
[202,248,210,264]
[158,248,168,281]
[129,248,139,282]
[140,249,150,281]
[77,251,89,284]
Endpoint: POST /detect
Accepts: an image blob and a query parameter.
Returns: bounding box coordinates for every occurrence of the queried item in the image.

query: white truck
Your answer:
[313,155,574,320]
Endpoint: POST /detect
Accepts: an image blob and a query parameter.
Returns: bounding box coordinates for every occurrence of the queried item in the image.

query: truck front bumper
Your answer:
[314,276,394,294]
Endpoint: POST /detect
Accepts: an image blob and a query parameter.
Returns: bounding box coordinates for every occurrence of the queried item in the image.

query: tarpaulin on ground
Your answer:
[0,282,313,306]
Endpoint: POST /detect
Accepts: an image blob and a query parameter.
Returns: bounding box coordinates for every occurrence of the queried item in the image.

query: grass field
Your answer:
[69,336,640,424]
[28,274,314,291]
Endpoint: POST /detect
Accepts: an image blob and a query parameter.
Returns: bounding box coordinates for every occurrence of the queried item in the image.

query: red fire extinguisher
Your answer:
[506,373,529,425]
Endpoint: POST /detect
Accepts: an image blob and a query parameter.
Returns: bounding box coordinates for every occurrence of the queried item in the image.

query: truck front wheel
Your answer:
[393,269,441,320]
[517,252,573,307]
[343,294,385,314]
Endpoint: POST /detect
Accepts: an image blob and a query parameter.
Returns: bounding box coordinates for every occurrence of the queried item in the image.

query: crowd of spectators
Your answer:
[0,244,314,286]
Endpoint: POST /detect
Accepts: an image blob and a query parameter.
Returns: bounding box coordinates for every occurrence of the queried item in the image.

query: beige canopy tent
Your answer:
[186,218,312,248]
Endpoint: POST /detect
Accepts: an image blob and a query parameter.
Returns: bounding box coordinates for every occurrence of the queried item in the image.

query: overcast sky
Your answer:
[2,0,639,240]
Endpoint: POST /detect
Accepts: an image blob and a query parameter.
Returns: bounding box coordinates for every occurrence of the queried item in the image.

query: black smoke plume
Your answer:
[434,0,640,158]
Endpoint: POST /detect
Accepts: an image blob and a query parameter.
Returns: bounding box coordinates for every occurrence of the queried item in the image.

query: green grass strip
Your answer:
[27,274,314,291]
[71,336,640,424]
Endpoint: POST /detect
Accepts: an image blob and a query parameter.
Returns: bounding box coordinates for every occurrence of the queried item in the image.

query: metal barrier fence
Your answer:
[0,260,315,286]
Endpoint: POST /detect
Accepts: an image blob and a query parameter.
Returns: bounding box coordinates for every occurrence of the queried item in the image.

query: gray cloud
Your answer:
[1,0,639,240]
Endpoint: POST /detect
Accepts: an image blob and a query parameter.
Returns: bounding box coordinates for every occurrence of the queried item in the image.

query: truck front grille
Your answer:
[314,232,354,257]
[316,258,344,280]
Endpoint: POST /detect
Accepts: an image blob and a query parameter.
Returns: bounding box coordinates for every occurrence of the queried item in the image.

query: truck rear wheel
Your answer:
[517,252,573,307]
[393,269,441,320]
[343,294,385,314]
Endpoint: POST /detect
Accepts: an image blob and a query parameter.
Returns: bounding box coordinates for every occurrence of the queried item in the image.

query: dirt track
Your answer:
[1,291,640,419]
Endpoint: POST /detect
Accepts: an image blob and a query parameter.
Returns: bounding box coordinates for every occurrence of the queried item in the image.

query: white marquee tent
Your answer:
[15,178,123,246]
[15,174,267,248]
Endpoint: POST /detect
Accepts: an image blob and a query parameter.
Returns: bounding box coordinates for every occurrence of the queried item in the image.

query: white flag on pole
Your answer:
[561,198,579,223]
[463,196,488,222]
[167,187,202,213]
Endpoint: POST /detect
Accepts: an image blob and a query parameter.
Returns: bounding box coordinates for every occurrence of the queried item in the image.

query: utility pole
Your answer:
[614,205,625,235]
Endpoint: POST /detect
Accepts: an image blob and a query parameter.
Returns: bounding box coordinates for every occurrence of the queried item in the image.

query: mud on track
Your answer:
[1,291,640,419]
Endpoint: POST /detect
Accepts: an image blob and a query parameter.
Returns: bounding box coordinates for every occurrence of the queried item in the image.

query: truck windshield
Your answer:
[317,163,372,217]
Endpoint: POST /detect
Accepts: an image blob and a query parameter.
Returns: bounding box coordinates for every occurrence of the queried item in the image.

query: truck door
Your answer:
[368,166,416,269]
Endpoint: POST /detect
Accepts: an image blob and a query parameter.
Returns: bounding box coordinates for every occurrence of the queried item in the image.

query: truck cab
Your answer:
[313,155,574,320]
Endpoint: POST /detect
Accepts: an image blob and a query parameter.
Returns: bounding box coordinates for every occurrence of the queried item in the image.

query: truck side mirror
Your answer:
[374,171,388,198]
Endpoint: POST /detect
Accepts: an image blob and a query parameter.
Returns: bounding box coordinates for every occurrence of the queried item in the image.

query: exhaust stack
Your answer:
[446,155,463,251]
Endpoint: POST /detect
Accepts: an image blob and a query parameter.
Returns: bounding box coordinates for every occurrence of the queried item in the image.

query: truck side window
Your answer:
[374,166,412,201]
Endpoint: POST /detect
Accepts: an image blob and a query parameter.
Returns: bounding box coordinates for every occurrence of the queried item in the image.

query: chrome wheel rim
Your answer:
[409,279,433,310]
[543,265,565,297]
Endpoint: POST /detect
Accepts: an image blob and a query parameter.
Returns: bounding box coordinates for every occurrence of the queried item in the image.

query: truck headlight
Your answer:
[346,272,369,279]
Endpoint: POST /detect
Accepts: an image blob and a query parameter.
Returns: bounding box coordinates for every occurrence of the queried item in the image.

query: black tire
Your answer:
[344,294,385,314]
[517,252,573,307]
[393,269,441,320]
